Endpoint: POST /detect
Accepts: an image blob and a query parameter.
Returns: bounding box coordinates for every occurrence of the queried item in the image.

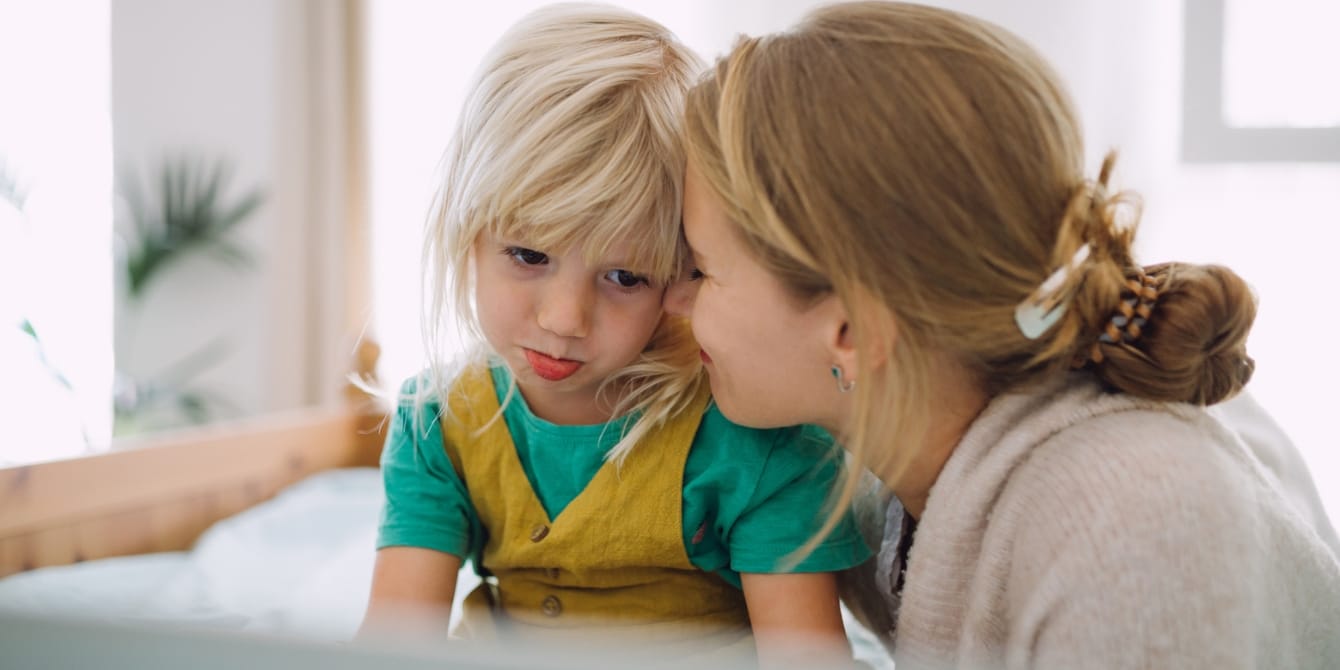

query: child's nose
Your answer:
[537,281,593,338]
[663,277,698,318]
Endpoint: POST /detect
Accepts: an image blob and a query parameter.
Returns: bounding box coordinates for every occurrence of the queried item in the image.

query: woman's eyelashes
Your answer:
[688,268,704,281]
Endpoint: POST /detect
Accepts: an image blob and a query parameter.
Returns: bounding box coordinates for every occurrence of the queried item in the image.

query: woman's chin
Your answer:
[706,379,792,429]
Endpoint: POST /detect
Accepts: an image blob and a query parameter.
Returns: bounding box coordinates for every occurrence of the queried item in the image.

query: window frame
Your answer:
[1181,0,1340,162]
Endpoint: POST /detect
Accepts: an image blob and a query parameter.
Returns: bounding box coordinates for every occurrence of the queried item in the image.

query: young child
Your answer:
[359,4,870,664]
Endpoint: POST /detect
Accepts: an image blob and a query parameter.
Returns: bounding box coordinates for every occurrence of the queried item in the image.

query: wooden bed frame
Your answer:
[0,343,389,579]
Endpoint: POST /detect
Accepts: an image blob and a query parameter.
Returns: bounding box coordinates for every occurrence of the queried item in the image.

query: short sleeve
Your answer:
[726,425,872,574]
[375,378,478,559]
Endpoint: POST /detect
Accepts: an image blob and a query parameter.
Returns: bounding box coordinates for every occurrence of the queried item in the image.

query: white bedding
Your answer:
[0,468,402,639]
[0,467,889,666]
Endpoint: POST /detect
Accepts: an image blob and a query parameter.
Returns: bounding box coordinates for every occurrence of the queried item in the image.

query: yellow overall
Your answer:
[440,364,751,651]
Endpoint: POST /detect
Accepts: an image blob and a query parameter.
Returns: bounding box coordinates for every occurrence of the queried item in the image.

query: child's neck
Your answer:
[517,381,623,427]
[527,396,612,426]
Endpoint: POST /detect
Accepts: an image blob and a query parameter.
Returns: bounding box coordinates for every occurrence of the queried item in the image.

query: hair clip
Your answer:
[1014,245,1091,340]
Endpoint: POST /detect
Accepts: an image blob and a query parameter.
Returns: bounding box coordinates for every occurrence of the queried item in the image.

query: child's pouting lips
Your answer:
[525,348,582,381]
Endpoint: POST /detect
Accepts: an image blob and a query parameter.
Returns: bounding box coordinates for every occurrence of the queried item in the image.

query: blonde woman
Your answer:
[666,2,1340,667]
[359,4,869,665]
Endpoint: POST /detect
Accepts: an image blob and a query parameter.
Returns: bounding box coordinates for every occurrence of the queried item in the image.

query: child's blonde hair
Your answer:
[421,3,705,462]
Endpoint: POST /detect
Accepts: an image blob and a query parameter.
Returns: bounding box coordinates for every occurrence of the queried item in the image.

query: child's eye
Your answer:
[505,247,548,266]
[605,269,650,289]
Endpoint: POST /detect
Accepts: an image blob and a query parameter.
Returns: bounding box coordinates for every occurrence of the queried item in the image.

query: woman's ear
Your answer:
[823,291,896,380]
[830,320,860,385]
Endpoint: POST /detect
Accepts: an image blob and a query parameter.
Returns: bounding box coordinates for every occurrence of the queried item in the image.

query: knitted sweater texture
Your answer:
[840,374,1340,669]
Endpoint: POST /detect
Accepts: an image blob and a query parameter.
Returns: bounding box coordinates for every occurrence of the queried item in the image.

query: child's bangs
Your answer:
[485,137,683,283]
[578,168,682,284]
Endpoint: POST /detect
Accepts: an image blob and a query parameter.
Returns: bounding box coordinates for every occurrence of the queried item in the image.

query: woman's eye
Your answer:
[505,247,548,266]
[606,269,650,289]
[688,268,704,281]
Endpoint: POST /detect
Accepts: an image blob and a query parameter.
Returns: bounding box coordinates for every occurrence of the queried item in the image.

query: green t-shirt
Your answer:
[377,367,871,587]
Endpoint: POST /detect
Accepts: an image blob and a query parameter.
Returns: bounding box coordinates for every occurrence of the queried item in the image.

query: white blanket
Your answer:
[0,468,391,639]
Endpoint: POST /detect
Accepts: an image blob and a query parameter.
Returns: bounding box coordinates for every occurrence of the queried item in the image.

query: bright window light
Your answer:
[1223,0,1340,127]
[0,1,114,464]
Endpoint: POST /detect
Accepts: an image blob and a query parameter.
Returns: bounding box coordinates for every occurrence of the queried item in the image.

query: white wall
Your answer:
[111,0,350,429]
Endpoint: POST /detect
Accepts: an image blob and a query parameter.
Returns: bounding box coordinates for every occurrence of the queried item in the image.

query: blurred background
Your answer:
[1,0,1336,520]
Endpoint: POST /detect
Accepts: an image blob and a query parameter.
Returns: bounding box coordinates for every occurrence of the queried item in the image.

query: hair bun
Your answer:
[1093,262,1256,405]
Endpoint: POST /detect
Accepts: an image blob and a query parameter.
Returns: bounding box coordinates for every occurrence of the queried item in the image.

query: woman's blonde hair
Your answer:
[685,1,1256,540]
[420,3,705,462]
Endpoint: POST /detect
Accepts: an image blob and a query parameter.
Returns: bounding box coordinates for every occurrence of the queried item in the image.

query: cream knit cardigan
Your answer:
[840,374,1340,669]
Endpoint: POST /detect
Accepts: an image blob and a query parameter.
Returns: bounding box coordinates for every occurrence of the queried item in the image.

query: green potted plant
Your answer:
[113,155,265,435]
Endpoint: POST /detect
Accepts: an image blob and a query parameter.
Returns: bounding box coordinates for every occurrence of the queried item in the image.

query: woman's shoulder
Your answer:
[988,399,1298,561]
[1017,402,1253,500]
[962,374,1242,494]
[923,374,1255,544]
[1029,397,1339,559]
[976,400,1340,660]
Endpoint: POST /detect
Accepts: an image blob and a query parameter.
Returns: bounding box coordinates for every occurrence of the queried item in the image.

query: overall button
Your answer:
[530,524,550,542]
[541,595,562,617]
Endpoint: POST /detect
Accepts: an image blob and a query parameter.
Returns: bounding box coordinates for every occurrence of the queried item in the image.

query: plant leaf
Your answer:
[215,190,265,233]
[204,241,254,267]
[116,154,265,297]
[177,392,211,424]
[0,159,28,210]
[156,336,232,385]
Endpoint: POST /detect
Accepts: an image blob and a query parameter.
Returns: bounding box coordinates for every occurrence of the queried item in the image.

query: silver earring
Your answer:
[831,365,855,393]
